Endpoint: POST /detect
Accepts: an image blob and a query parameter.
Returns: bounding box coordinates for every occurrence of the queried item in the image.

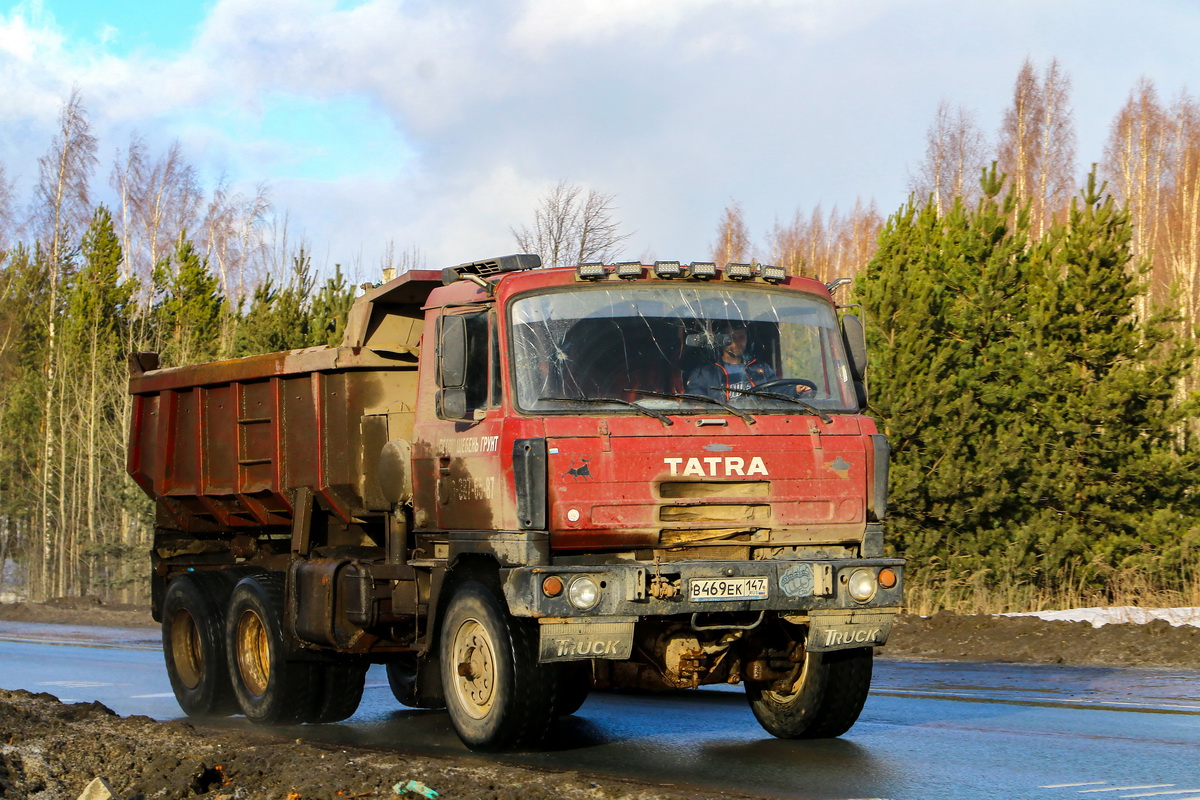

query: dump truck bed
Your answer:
[128,269,442,532]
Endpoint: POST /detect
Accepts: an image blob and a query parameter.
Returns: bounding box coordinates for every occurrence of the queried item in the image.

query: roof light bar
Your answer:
[724,262,753,281]
[615,262,644,280]
[577,262,607,281]
[653,260,682,279]
[760,264,786,284]
[688,261,717,280]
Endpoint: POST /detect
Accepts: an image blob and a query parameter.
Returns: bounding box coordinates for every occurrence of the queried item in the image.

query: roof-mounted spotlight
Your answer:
[577,262,607,281]
[724,262,753,281]
[614,262,644,280]
[826,277,852,293]
[653,261,682,279]
[688,261,717,280]
[760,264,787,284]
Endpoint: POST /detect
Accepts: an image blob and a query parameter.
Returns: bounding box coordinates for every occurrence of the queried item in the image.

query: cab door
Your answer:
[412,307,508,532]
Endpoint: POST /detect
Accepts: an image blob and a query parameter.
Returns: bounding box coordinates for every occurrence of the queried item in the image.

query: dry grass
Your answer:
[902,556,1200,616]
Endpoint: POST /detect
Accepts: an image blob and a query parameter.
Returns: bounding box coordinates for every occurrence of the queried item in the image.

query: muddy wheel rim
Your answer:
[170,609,204,690]
[763,649,815,703]
[449,616,496,720]
[235,609,271,697]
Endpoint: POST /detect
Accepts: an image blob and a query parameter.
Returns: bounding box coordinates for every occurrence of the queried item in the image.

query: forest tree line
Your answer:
[3,59,1200,608]
[0,90,367,601]
[708,59,1200,608]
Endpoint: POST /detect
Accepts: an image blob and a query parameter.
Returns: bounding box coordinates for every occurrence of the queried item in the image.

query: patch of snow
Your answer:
[1003,607,1200,628]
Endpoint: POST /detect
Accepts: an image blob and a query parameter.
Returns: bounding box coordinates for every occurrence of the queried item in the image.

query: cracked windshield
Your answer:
[510,284,856,416]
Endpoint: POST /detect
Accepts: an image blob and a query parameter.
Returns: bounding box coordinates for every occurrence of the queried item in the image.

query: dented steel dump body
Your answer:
[130,255,903,750]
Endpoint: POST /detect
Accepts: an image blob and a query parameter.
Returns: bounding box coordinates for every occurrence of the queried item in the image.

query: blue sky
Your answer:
[34,0,209,55]
[2,0,1200,276]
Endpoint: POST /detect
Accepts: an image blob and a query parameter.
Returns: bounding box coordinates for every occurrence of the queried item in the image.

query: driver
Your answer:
[686,323,779,402]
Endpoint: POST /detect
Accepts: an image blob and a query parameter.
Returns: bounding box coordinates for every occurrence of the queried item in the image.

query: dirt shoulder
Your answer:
[876,610,1200,668]
[0,599,157,629]
[0,688,743,800]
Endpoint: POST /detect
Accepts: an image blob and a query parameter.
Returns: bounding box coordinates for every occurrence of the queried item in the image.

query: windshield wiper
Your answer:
[539,396,674,426]
[625,388,755,425]
[717,387,834,424]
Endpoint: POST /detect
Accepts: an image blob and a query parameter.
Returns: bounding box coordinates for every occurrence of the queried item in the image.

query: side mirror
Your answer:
[437,388,468,420]
[438,315,467,389]
[841,314,869,407]
[841,314,868,379]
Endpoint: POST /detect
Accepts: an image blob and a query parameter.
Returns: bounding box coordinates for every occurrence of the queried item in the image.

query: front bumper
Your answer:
[500,557,904,619]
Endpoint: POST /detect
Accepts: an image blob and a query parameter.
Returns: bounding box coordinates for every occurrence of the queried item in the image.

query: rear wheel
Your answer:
[161,573,237,717]
[439,580,558,751]
[746,647,873,739]
[226,574,319,724]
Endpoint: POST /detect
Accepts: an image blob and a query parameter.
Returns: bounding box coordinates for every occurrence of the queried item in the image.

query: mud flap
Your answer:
[537,618,636,663]
[806,609,897,652]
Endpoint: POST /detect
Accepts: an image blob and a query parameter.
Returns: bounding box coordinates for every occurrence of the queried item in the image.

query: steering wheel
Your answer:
[754,378,817,393]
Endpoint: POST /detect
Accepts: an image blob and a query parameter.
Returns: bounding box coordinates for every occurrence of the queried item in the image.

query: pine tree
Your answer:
[153,233,225,366]
[234,247,316,356]
[858,165,1035,582]
[1013,171,1200,585]
[64,206,137,594]
[309,263,355,347]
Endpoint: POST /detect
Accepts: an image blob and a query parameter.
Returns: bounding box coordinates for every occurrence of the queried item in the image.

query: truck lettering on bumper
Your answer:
[821,627,882,647]
[538,618,636,663]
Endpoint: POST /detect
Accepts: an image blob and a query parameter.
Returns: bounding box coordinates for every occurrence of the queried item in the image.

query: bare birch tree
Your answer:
[767,201,882,283]
[997,59,1077,237]
[201,177,272,301]
[29,88,98,598]
[109,134,146,281]
[711,201,752,265]
[1101,79,1170,315]
[0,162,14,254]
[512,180,630,267]
[909,100,989,214]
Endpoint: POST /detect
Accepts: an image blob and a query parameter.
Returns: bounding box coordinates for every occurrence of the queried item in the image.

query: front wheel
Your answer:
[746,647,873,739]
[439,581,558,751]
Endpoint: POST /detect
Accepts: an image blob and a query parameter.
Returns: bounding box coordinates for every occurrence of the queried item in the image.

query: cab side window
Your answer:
[437,310,491,420]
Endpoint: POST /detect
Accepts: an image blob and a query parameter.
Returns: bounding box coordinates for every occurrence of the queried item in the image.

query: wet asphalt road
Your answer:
[1,620,1198,800]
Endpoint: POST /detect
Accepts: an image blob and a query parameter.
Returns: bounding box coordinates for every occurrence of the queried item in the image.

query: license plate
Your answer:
[689,576,769,602]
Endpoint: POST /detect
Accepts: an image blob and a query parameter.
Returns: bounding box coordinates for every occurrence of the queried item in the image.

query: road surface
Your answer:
[1,620,1197,800]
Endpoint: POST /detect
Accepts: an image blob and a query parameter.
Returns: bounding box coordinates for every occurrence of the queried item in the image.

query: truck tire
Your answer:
[308,664,367,723]
[554,661,592,717]
[746,647,873,739]
[161,573,237,717]
[439,580,558,751]
[225,573,319,725]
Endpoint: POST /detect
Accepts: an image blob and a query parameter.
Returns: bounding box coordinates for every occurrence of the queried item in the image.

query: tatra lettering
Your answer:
[662,455,770,477]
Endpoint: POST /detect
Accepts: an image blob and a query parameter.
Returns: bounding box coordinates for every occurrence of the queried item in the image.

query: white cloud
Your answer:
[3,0,1200,272]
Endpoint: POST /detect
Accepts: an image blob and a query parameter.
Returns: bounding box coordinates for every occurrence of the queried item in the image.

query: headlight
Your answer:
[568,576,601,609]
[847,569,878,602]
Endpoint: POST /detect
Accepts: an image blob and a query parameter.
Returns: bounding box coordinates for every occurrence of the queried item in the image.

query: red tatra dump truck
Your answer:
[128,254,902,751]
